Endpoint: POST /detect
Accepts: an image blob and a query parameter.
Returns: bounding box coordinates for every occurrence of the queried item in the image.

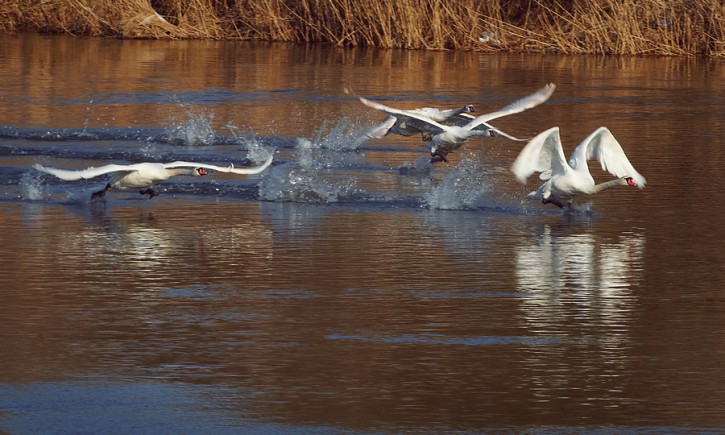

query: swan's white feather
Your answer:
[364,115,398,139]
[357,83,555,160]
[510,127,569,183]
[447,113,527,141]
[568,127,647,188]
[356,96,450,134]
[165,153,274,175]
[510,126,647,207]
[357,83,555,139]
[461,83,556,131]
[33,154,273,181]
[32,163,136,181]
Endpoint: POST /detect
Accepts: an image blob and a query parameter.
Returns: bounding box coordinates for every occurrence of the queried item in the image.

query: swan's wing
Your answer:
[411,107,447,121]
[356,96,448,135]
[445,112,475,125]
[33,163,136,181]
[413,105,473,122]
[486,128,529,142]
[463,83,556,131]
[444,111,528,141]
[164,153,273,175]
[510,126,569,184]
[364,115,398,139]
[569,127,647,188]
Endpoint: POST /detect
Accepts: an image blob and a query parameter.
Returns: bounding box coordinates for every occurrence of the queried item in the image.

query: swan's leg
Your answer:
[139,188,158,198]
[430,150,449,163]
[91,183,111,200]
[542,197,564,208]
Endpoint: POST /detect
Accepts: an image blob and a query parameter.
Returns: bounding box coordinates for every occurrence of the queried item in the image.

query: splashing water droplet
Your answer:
[426,159,491,210]
[164,107,216,146]
[20,172,47,201]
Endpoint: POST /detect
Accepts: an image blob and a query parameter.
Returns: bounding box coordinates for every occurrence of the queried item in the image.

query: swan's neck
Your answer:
[591,177,627,194]
[166,167,198,177]
[448,106,470,116]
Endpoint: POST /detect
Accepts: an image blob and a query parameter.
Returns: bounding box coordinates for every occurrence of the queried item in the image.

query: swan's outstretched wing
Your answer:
[33,163,136,181]
[355,96,449,135]
[569,127,647,188]
[164,153,274,175]
[510,126,569,184]
[413,105,474,122]
[462,83,556,131]
[364,115,398,140]
[447,113,528,141]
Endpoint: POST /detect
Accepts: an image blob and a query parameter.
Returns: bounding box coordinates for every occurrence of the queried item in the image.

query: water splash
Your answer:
[163,107,216,146]
[294,117,376,171]
[307,117,373,152]
[259,162,355,204]
[224,128,274,165]
[19,171,46,200]
[258,130,357,204]
[397,156,433,176]
[426,158,491,210]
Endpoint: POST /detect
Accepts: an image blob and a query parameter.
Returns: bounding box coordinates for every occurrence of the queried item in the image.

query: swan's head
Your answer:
[464,104,476,113]
[624,176,637,187]
[195,168,209,177]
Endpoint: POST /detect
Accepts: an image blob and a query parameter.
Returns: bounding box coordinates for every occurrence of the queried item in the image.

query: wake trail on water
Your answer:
[4,110,539,215]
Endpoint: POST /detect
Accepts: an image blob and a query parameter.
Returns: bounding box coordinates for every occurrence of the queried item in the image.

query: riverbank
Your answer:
[1,0,723,57]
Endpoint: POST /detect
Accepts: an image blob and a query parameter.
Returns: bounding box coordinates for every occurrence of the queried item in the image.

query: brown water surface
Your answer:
[0,34,724,433]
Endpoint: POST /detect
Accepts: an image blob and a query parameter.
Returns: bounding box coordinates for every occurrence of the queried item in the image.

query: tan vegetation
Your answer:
[1,0,723,56]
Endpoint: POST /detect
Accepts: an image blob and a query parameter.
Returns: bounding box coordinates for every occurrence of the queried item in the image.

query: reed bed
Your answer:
[1,0,723,56]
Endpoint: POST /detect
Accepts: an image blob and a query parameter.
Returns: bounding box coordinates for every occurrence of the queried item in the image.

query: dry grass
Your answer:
[1,0,723,56]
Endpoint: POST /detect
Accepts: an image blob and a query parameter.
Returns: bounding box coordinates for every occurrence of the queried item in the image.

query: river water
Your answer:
[0,34,723,434]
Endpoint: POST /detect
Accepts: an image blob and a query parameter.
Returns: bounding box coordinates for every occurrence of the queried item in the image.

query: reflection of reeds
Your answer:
[1,0,723,56]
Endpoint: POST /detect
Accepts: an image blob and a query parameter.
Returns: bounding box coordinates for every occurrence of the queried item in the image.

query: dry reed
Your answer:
[1,0,723,56]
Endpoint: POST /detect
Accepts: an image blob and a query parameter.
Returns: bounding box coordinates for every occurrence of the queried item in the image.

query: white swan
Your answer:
[356,83,555,161]
[415,105,478,122]
[430,111,528,142]
[510,126,646,208]
[33,154,273,199]
[363,104,477,140]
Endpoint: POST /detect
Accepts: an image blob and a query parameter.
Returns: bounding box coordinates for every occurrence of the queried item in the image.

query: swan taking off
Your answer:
[33,154,273,199]
[510,126,646,208]
[362,104,477,140]
[356,83,555,162]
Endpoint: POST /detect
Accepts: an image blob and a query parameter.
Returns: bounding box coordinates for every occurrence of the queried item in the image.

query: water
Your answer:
[1,34,724,433]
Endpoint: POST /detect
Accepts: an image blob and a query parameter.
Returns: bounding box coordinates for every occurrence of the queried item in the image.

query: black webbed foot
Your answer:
[91,183,111,200]
[430,150,449,163]
[139,188,158,199]
[542,197,565,208]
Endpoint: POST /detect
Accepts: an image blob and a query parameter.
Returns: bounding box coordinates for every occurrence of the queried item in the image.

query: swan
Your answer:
[356,83,555,161]
[510,126,646,208]
[428,111,528,142]
[363,104,477,140]
[33,154,273,199]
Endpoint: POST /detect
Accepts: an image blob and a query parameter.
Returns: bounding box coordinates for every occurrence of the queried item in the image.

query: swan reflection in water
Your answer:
[514,224,645,402]
[43,203,275,288]
[515,224,645,326]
